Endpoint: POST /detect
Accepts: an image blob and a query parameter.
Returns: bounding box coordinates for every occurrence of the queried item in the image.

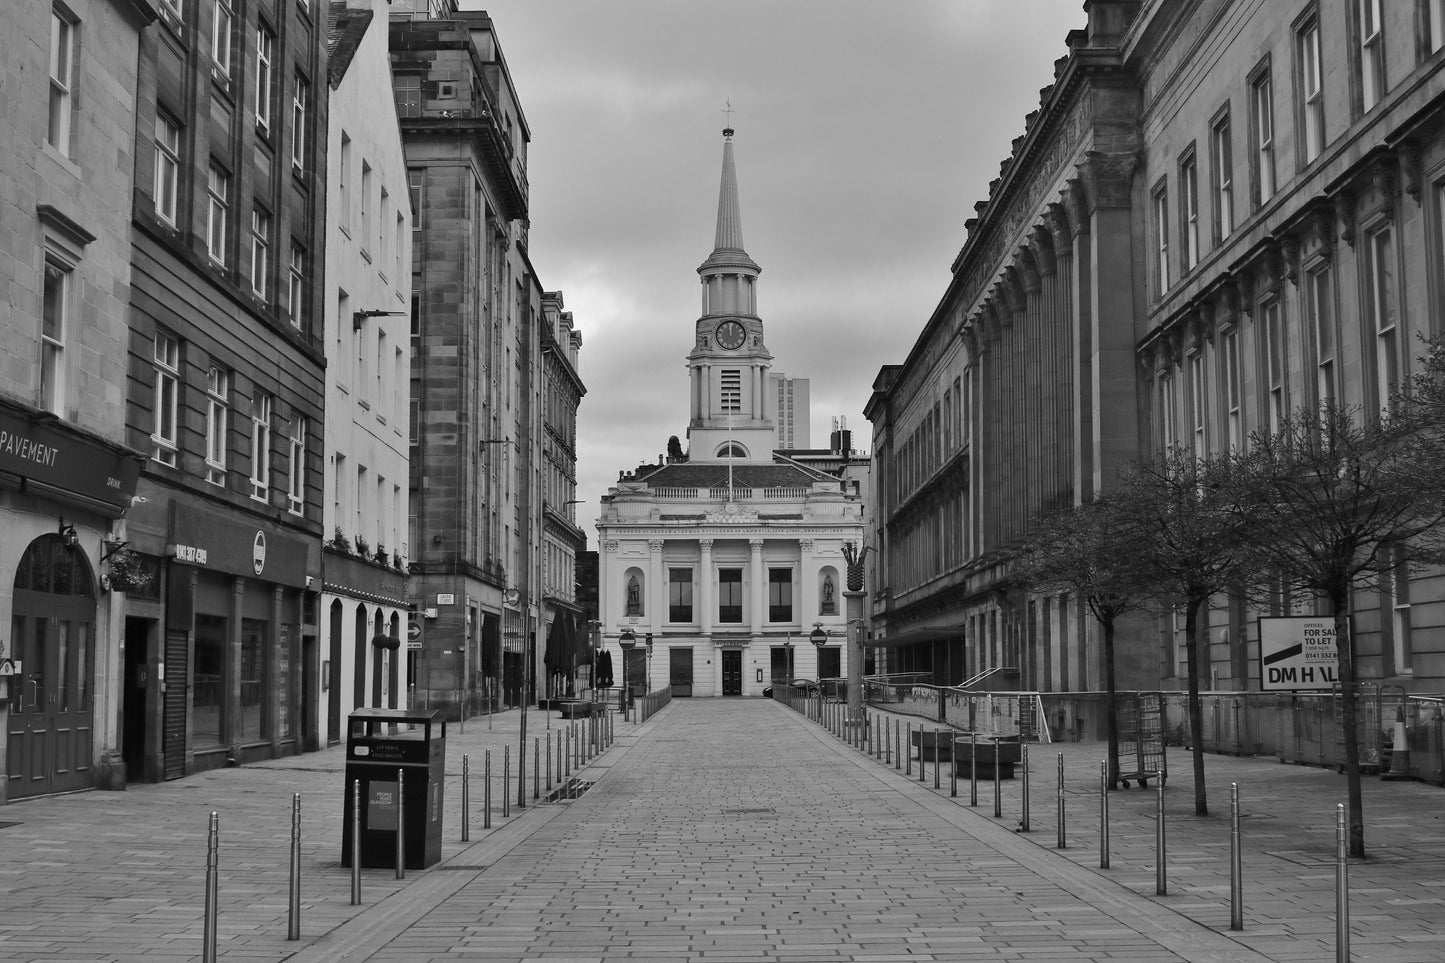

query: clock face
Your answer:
[716,319,746,350]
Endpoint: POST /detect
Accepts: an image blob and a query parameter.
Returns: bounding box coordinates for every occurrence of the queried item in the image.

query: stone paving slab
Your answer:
[1,698,1442,961]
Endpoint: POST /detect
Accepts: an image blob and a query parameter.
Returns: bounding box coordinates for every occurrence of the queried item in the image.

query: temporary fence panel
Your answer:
[1117,692,1167,788]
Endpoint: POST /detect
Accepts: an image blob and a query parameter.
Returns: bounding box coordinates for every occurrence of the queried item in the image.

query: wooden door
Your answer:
[721,650,742,696]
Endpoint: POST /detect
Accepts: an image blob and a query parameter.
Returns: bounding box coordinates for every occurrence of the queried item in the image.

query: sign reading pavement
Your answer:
[1258,617,1339,691]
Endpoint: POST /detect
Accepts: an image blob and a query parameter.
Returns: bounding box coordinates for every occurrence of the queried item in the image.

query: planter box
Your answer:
[911,730,1021,778]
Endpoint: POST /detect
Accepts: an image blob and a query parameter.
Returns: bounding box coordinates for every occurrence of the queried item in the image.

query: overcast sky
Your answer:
[467,0,1086,538]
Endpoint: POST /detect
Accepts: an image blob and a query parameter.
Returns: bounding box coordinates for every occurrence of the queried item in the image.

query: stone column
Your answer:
[797,539,815,628]
[698,539,714,636]
[748,538,765,634]
[647,539,664,640]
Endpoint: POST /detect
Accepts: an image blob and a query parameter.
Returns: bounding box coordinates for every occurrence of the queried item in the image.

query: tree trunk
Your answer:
[1331,588,1365,858]
[1103,616,1121,790]
[1184,595,1208,816]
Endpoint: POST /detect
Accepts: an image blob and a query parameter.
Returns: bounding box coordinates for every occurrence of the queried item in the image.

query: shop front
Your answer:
[145,500,317,777]
[0,398,143,803]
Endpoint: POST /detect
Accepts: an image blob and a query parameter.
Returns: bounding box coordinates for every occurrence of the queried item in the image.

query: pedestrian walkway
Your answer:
[0,698,1441,961]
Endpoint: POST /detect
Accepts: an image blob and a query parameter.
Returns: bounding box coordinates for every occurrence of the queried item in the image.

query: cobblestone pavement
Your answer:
[1,698,1442,962]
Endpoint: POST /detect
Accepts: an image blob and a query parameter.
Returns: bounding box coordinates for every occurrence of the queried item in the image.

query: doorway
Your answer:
[6,534,97,799]
[121,617,154,781]
[721,650,742,696]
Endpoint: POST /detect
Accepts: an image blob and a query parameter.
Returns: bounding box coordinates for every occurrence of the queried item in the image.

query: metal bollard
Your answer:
[461,755,470,842]
[1020,741,1030,832]
[288,793,301,940]
[992,737,1002,818]
[887,718,894,767]
[1336,803,1350,963]
[1230,783,1243,930]
[502,747,510,818]
[933,730,942,789]
[1155,770,1166,895]
[919,729,927,783]
[565,727,572,777]
[874,716,880,758]
[483,750,492,829]
[557,729,564,782]
[905,723,912,776]
[970,731,978,806]
[1057,753,1066,849]
[203,811,220,963]
[950,733,958,797]
[546,737,552,792]
[395,768,406,879]
[534,738,540,799]
[1099,760,1110,869]
[351,781,362,903]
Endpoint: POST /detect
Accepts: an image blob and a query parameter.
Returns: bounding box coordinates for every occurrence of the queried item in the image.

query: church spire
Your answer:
[699,126,760,276]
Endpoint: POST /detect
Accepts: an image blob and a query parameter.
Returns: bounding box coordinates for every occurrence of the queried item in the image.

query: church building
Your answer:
[595,127,865,699]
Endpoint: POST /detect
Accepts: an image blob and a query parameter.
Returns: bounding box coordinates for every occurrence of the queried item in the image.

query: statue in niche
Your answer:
[821,574,836,614]
[626,575,641,615]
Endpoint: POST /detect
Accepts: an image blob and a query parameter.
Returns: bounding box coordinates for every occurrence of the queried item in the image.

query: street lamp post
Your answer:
[783,637,794,706]
[810,624,827,721]
[618,628,636,722]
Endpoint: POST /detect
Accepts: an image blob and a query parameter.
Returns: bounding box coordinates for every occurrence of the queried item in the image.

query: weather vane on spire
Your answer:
[722,98,734,133]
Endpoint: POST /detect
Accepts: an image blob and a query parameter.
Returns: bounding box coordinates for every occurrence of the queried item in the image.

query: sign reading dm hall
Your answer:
[0,400,141,512]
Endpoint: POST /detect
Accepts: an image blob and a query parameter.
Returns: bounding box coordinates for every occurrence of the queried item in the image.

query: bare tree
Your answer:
[1234,403,1445,857]
[1016,497,1154,788]
[1110,447,1260,817]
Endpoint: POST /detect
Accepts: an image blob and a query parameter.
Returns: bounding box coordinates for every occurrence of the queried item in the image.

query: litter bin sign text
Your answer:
[368,781,398,830]
[1258,617,1338,691]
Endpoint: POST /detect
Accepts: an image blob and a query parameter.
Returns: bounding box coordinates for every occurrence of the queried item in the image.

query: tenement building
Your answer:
[866,0,1445,697]
[320,0,413,746]
[122,0,330,778]
[392,2,582,717]
[596,127,863,699]
[1,0,154,801]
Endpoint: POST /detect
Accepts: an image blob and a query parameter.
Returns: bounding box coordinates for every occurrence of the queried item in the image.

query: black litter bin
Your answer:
[341,708,445,870]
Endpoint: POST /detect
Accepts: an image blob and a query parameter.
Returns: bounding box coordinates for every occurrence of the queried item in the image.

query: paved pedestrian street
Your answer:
[3,698,1444,962]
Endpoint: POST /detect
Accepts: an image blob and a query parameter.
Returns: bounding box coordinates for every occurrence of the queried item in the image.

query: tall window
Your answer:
[154,114,180,224]
[205,366,229,485]
[249,206,270,297]
[250,391,272,501]
[291,74,308,170]
[1307,266,1336,409]
[1188,351,1207,453]
[394,74,421,117]
[287,242,305,327]
[1298,17,1325,162]
[1429,0,1445,54]
[1358,0,1384,111]
[1211,111,1234,241]
[1366,226,1398,409]
[41,259,68,415]
[48,9,76,154]
[668,568,692,622]
[1251,67,1277,204]
[338,133,351,231]
[152,330,180,466]
[210,0,232,81]
[1153,183,1170,296]
[408,168,423,256]
[1161,371,1179,449]
[207,163,229,265]
[360,161,372,256]
[287,415,306,515]
[254,24,274,130]
[1180,152,1199,270]
[1263,299,1286,432]
[718,568,743,624]
[395,212,405,279]
[768,568,792,622]
[1386,545,1413,673]
[1222,326,1242,449]
[379,187,390,273]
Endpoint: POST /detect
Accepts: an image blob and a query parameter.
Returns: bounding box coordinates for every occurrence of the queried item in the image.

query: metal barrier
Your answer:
[635,686,672,723]
[1038,689,1444,784]
[862,681,1051,742]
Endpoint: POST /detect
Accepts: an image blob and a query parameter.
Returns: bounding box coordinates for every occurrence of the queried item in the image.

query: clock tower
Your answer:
[686,126,776,462]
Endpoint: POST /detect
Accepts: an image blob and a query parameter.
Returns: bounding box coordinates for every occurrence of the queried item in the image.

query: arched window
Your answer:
[716,443,747,458]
